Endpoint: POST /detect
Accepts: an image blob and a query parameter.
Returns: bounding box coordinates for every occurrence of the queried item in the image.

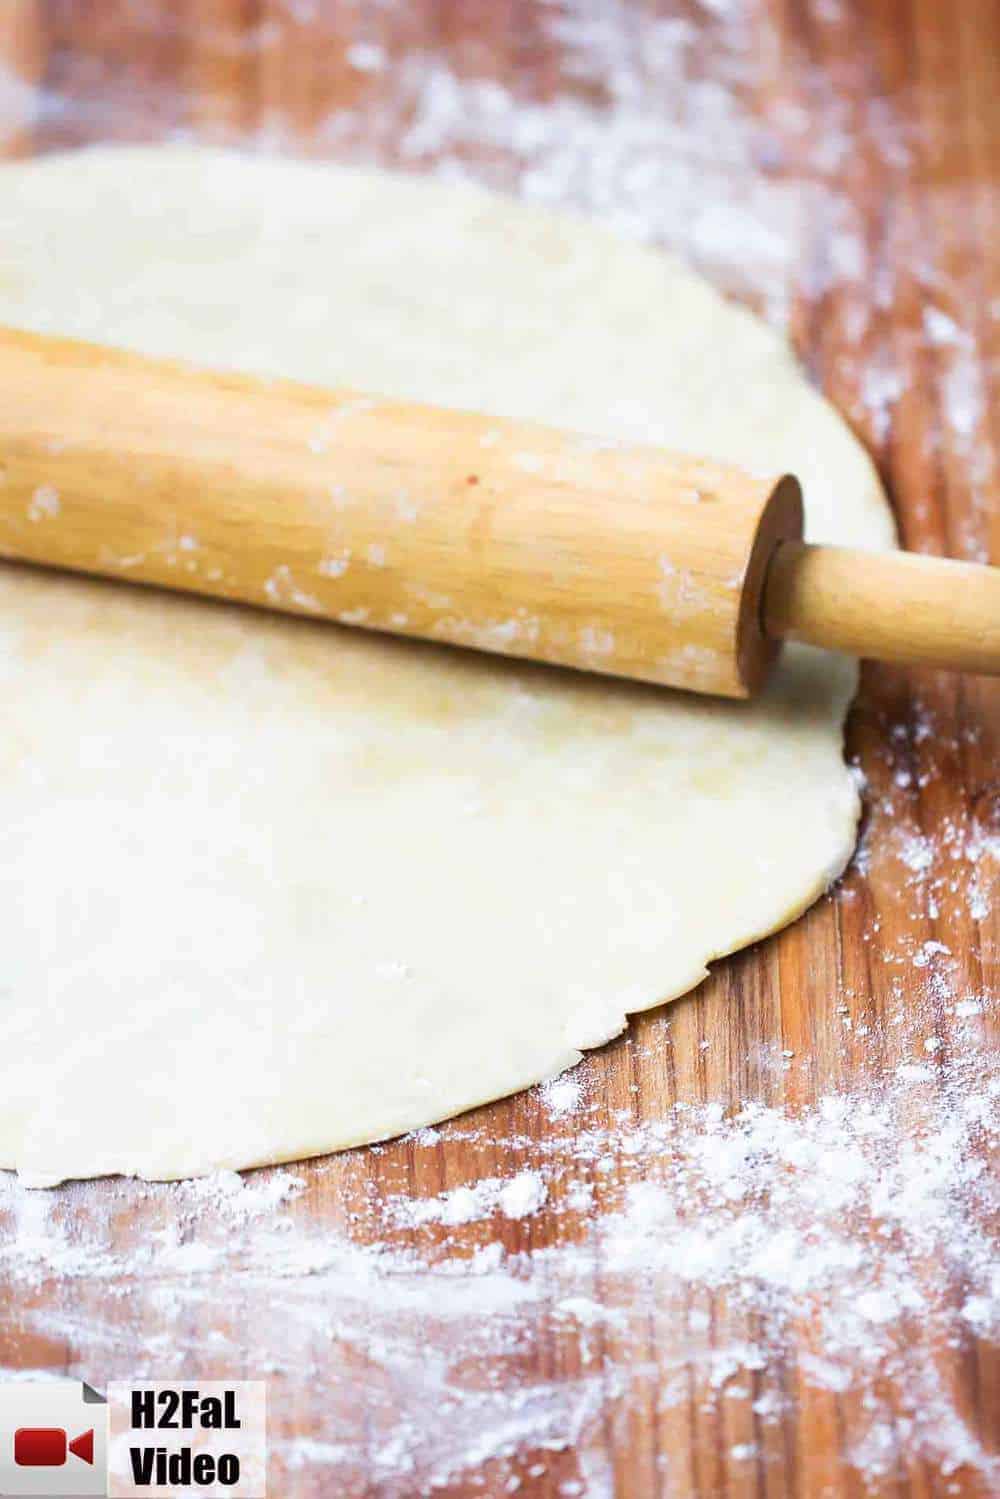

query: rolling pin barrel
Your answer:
[2,327,997,693]
[0,327,803,697]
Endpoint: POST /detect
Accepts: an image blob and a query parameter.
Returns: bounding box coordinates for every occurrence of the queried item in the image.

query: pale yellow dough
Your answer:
[0,148,894,1182]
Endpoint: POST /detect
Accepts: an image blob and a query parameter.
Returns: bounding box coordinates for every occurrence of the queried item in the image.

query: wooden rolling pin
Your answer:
[1,326,997,697]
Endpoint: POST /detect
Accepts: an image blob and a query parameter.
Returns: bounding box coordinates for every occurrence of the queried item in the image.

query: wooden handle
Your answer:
[0,325,802,698]
[764,541,1000,675]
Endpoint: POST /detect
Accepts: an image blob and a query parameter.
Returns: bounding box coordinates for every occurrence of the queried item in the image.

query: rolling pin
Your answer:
[0,325,997,698]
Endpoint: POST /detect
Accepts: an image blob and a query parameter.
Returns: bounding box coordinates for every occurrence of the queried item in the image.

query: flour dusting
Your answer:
[1,1030,996,1494]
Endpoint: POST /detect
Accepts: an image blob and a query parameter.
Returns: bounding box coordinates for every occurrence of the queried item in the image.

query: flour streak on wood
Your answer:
[0,2,997,1496]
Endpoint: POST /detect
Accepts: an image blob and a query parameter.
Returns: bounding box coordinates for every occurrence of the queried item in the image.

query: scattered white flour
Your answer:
[1,1037,996,1493]
[174,1169,306,1222]
[540,1075,584,1119]
[27,483,61,521]
[396,1170,548,1227]
[346,42,386,75]
[0,60,34,135]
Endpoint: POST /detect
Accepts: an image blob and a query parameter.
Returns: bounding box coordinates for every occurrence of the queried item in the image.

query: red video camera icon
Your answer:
[14,1427,95,1467]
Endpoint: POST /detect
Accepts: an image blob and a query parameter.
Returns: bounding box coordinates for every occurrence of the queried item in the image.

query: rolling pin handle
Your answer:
[763,540,1000,676]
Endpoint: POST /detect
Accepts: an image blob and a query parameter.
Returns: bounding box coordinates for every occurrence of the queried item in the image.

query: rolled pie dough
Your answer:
[0,148,895,1182]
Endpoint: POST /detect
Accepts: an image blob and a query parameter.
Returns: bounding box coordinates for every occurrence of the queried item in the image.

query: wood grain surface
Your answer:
[0,3,997,1496]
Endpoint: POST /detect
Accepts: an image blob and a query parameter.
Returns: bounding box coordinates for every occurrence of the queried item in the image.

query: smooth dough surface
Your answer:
[0,147,894,1182]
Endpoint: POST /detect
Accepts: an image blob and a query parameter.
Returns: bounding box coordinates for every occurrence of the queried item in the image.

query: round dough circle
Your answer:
[0,148,894,1183]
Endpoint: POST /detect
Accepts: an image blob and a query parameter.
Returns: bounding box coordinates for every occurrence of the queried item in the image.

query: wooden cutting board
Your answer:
[0,3,996,1496]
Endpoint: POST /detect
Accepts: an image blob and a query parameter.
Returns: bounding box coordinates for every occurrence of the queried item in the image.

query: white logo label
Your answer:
[107,1383,266,1497]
